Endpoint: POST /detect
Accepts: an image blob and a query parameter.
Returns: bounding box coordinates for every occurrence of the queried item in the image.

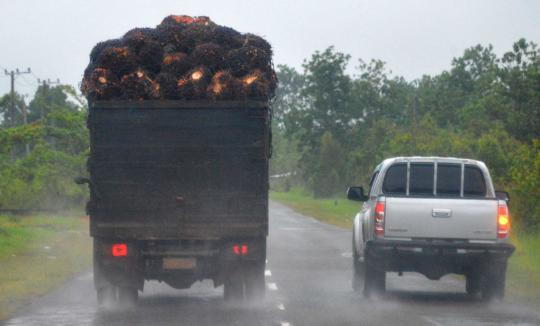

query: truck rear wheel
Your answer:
[224,260,266,301]
[94,239,117,307]
[224,271,244,301]
[245,261,266,300]
[97,286,117,306]
[118,287,138,307]
[363,258,385,298]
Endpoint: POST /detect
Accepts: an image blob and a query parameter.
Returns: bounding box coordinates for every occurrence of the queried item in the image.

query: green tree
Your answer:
[311,131,345,197]
[0,84,89,210]
[499,39,540,142]
[27,84,82,122]
[0,92,27,127]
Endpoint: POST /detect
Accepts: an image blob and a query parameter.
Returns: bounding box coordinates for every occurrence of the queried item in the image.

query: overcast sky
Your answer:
[0,0,539,98]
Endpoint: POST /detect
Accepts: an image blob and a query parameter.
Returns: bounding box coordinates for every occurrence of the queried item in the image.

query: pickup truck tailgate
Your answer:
[384,197,498,240]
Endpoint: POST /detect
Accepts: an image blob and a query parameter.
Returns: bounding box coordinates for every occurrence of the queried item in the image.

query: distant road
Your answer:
[3,201,540,326]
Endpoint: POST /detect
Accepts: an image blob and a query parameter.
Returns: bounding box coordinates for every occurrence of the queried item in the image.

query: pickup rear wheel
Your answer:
[481,261,507,301]
[465,272,481,295]
[363,258,385,298]
[352,236,364,292]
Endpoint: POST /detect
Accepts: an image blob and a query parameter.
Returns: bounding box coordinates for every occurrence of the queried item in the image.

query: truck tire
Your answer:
[481,261,507,301]
[465,272,481,295]
[352,236,364,292]
[245,261,266,300]
[224,270,244,301]
[363,258,385,298]
[94,239,117,307]
[97,286,117,306]
[118,287,138,307]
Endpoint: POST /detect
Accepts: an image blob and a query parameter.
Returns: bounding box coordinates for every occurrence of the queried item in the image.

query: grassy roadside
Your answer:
[270,188,540,305]
[0,214,92,320]
[270,187,359,228]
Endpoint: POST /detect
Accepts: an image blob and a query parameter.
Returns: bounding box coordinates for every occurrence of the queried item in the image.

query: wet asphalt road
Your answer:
[3,201,540,326]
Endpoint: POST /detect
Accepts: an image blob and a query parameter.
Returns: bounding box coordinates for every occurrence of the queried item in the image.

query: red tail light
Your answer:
[112,243,128,257]
[233,244,248,256]
[374,200,385,237]
[497,202,510,239]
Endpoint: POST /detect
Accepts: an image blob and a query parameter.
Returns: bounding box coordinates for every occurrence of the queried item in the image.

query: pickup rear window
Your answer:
[437,164,461,196]
[382,162,487,197]
[382,164,406,195]
[464,165,486,196]
[410,163,434,195]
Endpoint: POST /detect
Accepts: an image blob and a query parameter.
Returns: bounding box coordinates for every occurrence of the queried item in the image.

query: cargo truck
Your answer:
[78,100,270,305]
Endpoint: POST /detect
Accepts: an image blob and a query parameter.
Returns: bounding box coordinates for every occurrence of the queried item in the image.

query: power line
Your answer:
[30,71,40,81]
[15,76,35,88]
[20,74,38,87]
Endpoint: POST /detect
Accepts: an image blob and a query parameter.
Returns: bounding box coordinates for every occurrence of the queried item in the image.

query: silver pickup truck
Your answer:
[348,157,515,300]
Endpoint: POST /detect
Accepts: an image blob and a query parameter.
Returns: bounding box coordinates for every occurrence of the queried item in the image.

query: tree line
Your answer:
[271,39,540,229]
[0,39,538,227]
[0,84,88,210]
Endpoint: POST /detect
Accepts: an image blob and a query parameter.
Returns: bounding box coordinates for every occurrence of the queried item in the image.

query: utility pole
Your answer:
[413,95,418,152]
[38,78,60,151]
[4,68,31,127]
[37,78,60,120]
[20,95,30,155]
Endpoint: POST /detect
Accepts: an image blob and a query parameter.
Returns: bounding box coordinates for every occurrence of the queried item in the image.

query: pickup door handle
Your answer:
[432,208,452,218]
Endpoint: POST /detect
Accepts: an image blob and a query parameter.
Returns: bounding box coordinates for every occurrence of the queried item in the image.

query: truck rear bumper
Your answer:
[93,237,266,290]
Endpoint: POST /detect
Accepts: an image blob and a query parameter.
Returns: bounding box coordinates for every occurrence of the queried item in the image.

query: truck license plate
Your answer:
[162,258,196,270]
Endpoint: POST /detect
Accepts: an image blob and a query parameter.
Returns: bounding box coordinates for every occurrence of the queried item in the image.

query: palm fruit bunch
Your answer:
[81,15,276,102]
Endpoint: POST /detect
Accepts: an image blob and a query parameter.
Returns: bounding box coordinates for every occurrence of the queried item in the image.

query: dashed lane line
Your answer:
[267,282,278,291]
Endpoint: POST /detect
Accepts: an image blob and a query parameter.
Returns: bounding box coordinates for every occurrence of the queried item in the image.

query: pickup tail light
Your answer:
[374,200,385,237]
[497,202,510,239]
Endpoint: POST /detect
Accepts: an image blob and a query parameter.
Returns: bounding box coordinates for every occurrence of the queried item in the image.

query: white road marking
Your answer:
[341,252,352,258]
[280,322,291,326]
[423,316,444,326]
[280,227,306,231]
[267,282,278,291]
[265,270,272,276]
[277,303,286,311]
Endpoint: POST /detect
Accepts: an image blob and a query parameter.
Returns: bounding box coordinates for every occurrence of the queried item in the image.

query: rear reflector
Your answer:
[112,243,128,257]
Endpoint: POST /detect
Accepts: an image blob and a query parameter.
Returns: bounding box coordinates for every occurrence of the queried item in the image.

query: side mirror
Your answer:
[74,177,90,185]
[347,186,369,202]
[495,190,510,204]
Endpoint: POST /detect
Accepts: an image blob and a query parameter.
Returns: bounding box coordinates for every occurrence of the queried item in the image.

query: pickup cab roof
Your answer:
[379,156,487,168]
[373,156,495,198]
